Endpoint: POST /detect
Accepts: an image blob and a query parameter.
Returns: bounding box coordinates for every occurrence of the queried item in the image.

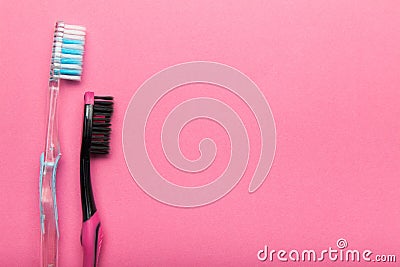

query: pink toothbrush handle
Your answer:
[81,212,103,267]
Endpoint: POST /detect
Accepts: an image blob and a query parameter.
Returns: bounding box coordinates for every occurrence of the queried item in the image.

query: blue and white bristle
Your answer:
[50,21,86,81]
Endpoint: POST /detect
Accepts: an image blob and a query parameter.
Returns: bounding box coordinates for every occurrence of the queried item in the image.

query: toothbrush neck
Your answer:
[80,157,97,221]
[44,80,61,163]
[80,104,97,221]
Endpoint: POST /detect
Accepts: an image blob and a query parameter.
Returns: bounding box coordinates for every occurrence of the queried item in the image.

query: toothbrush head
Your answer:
[91,95,114,155]
[50,21,86,81]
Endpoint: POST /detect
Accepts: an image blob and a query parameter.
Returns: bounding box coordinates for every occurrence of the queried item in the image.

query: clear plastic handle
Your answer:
[39,153,60,267]
[40,81,61,267]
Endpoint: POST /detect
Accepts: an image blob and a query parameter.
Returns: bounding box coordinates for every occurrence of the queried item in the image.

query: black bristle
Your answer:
[94,100,113,106]
[94,105,113,110]
[91,95,114,155]
[94,96,113,100]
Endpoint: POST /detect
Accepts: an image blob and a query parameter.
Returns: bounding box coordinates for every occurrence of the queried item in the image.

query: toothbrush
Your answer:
[80,92,114,267]
[39,21,86,267]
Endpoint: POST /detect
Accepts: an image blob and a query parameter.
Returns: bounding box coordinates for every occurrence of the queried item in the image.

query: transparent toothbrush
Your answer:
[39,21,86,267]
[40,79,61,267]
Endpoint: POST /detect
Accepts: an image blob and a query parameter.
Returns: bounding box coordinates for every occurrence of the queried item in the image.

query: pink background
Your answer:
[1,0,399,266]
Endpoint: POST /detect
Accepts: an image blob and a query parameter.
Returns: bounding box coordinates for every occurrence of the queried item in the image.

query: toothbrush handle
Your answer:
[81,212,103,267]
[39,153,60,267]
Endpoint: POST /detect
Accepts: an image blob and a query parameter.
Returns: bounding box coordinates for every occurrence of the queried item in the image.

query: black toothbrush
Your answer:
[80,91,113,267]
